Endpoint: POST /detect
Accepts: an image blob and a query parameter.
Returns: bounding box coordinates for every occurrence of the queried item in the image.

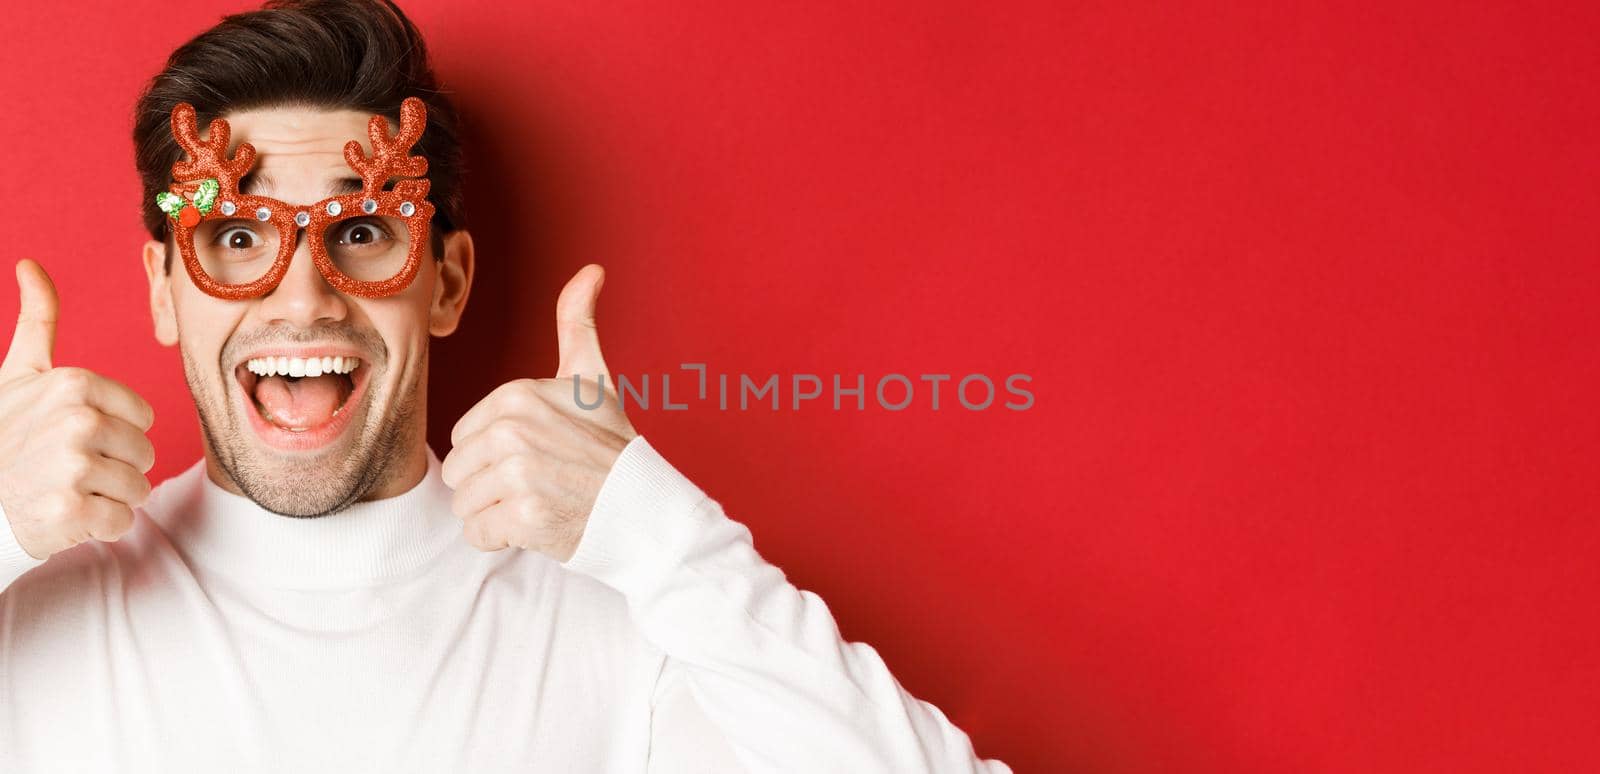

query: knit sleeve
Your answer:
[0,502,47,592]
[562,436,1012,774]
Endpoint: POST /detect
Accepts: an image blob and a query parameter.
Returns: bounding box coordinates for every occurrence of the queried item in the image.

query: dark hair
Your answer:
[132,0,464,258]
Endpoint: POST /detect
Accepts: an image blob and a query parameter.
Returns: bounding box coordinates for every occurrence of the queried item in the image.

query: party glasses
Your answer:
[157,96,437,300]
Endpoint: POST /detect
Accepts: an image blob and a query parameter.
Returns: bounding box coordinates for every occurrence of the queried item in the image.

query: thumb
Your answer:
[0,259,58,381]
[554,263,611,382]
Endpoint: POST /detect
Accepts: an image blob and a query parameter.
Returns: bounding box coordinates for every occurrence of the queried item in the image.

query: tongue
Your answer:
[254,375,345,429]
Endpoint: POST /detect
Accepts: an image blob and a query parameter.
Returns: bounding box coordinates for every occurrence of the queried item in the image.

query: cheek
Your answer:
[173,294,248,367]
[170,282,256,401]
[353,297,433,372]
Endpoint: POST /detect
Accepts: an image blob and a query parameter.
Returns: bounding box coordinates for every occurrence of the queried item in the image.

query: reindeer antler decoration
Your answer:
[172,103,256,190]
[157,103,259,228]
[344,96,431,201]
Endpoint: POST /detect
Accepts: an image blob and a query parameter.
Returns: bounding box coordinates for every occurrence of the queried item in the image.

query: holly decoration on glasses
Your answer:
[155,177,221,228]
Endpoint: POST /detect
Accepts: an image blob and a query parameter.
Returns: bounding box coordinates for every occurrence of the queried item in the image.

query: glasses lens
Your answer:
[192,218,283,286]
[322,215,414,283]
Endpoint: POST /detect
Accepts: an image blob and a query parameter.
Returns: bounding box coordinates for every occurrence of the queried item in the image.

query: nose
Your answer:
[256,231,349,327]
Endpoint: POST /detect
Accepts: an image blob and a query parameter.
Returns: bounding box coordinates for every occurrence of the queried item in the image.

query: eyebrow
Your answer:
[239,172,365,198]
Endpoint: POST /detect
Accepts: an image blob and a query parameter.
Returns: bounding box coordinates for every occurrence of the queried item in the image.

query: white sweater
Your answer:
[0,436,1010,773]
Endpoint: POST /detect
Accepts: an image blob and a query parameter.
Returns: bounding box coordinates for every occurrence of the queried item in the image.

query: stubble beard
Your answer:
[180,331,423,519]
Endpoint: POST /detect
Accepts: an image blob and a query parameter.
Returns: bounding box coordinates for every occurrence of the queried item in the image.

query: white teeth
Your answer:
[244,356,362,378]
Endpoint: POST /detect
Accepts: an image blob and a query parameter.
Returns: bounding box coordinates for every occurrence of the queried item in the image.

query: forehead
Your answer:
[210,106,386,197]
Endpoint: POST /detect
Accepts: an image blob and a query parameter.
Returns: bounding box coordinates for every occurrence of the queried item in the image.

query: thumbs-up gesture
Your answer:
[441,265,638,560]
[0,260,156,560]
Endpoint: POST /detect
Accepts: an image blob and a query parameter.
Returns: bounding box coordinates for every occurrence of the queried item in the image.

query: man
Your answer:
[0,1,1010,772]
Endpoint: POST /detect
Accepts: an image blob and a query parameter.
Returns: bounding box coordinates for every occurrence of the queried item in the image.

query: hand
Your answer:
[441,264,637,561]
[0,260,156,560]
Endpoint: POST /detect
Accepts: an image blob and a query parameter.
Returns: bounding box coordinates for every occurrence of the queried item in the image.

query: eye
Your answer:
[215,225,262,250]
[334,219,393,247]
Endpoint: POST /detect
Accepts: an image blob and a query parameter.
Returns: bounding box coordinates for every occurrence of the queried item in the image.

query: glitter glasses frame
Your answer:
[162,97,437,300]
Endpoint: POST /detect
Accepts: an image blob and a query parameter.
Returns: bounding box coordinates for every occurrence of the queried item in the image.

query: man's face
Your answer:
[143,106,472,517]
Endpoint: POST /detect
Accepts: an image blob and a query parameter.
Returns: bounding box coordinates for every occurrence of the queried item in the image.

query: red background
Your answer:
[3,1,1597,771]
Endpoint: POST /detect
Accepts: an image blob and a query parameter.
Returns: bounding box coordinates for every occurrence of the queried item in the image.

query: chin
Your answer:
[183,341,421,518]
[220,419,376,518]
[215,383,413,519]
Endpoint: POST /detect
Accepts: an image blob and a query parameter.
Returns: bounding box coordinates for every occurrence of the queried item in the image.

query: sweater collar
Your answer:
[148,447,462,589]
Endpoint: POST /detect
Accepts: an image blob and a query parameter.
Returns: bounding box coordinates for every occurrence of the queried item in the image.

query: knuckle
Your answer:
[532,378,568,404]
[487,418,528,449]
[66,525,93,547]
[90,506,135,541]
[60,405,103,440]
[465,520,499,551]
[51,367,95,398]
[110,505,135,534]
[513,498,547,530]
[60,452,96,487]
[128,473,153,505]
[500,454,542,487]
[484,380,520,405]
[500,388,534,414]
[70,404,109,441]
[41,492,79,522]
[502,379,549,414]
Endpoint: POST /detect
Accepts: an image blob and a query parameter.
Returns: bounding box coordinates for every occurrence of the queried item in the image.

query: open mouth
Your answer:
[234,354,370,451]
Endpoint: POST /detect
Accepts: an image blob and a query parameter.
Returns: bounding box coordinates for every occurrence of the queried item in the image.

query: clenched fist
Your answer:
[0,260,156,560]
[441,264,637,561]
